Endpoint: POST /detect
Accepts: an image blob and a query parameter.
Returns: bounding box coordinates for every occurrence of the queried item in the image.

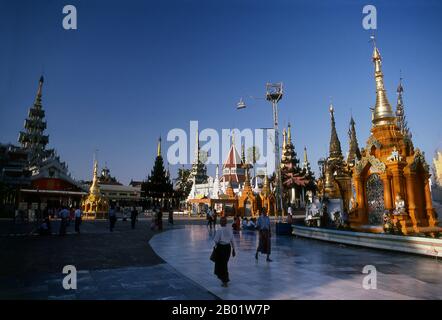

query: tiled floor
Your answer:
[150,225,442,300]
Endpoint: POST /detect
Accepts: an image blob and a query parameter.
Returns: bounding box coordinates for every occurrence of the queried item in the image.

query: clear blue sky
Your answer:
[1,0,441,184]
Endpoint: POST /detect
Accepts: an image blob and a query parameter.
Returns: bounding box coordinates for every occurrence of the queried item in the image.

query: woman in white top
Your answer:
[213,216,236,287]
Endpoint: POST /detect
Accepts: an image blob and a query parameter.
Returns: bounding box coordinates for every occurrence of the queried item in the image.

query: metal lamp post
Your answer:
[236,82,285,217]
[265,83,284,217]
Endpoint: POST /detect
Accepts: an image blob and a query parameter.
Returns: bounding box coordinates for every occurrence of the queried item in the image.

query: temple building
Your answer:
[1,76,85,218]
[321,104,352,216]
[221,135,246,188]
[81,160,109,219]
[280,123,316,209]
[186,131,285,217]
[348,41,440,235]
[80,164,141,209]
[189,130,208,185]
[141,137,178,209]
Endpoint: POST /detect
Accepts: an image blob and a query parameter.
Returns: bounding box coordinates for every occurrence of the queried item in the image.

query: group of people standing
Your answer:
[211,210,272,287]
[109,206,139,232]
[206,207,218,230]
[38,206,83,236]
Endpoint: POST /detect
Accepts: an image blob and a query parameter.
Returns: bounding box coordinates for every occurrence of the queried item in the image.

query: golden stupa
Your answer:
[349,41,440,235]
[82,160,109,219]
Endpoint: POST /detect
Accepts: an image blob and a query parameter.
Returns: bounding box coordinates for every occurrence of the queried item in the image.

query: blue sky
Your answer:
[1,0,441,184]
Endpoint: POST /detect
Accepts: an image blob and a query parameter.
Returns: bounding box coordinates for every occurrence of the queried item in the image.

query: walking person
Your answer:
[213,216,236,287]
[212,208,218,230]
[206,207,213,230]
[74,206,82,234]
[130,206,138,229]
[157,208,163,231]
[255,210,272,262]
[168,208,174,225]
[58,206,69,236]
[109,206,117,232]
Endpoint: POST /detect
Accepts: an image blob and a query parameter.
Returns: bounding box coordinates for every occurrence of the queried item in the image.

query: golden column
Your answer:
[404,171,419,230]
[380,172,393,211]
[389,162,406,203]
[353,175,367,224]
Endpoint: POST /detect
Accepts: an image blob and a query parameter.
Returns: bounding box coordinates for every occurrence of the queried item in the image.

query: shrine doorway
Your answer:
[366,173,384,225]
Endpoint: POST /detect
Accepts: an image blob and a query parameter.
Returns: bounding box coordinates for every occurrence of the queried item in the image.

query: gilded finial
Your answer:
[370,36,395,127]
[157,136,162,157]
[287,122,292,143]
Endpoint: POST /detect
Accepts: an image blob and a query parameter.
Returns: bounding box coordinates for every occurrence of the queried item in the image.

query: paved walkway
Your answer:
[0,220,216,300]
[150,225,442,300]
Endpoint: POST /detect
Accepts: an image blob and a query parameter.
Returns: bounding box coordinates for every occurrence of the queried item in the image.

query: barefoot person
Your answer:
[255,210,272,262]
[213,216,236,287]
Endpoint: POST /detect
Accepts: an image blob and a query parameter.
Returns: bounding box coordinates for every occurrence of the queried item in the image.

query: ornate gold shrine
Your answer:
[349,44,439,236]
[81,160,109,219]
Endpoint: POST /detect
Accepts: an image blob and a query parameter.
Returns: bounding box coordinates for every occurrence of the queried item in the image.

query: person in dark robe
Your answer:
[109,206,117,232]
[58,206,69,236]
[213,216,236,287]
[130,206,138,229]
[232,215,241,231]
[255,210,272,262]
[168,209,174,225]
[74,206,82,233]
[212,208,218,229]
[157,209,163,231]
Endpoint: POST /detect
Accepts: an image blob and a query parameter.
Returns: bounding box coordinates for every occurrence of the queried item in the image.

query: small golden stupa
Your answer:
[82,160,109,219]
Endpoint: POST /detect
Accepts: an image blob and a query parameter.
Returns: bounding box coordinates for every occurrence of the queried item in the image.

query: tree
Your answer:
[175,167,193,198]
[141,154,174,204]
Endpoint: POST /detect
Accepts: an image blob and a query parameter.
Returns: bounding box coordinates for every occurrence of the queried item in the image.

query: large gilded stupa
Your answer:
[349,41,440,235]
[82,160,109,219]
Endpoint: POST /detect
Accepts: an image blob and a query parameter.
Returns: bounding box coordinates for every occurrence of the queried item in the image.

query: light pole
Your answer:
[265,83,284,217]
[236,82,285,217]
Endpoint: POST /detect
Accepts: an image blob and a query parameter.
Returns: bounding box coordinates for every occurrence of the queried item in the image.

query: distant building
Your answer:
[1,77,86,218]
[81,166,142,210]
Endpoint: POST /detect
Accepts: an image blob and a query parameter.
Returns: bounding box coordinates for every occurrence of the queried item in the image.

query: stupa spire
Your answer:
[287,122,292,144]
[328,103,343,160]
[303,146,309,167]
[371,36,395,127]
[90,159,101,195]
[18,76,50,165]
[395,77,412,139]
[347,116,361,165]
[194,130,200,162]
[35,76,44,107]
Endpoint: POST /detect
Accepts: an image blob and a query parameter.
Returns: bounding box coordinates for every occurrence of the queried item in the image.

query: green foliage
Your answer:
[175,168,193,198]
[141,155,174,198]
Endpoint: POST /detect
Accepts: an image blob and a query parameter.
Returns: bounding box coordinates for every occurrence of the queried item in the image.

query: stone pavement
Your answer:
[0,219,216,300]
[150,225,442,300]
[0,264,217,300]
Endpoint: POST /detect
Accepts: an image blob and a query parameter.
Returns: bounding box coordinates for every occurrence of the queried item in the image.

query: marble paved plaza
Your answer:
[150,225,442,300]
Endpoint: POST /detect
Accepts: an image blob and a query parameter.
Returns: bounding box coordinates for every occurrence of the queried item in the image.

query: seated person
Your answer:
[38,217,51,235]
[241,217,248,229]
[247,218,256,230]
